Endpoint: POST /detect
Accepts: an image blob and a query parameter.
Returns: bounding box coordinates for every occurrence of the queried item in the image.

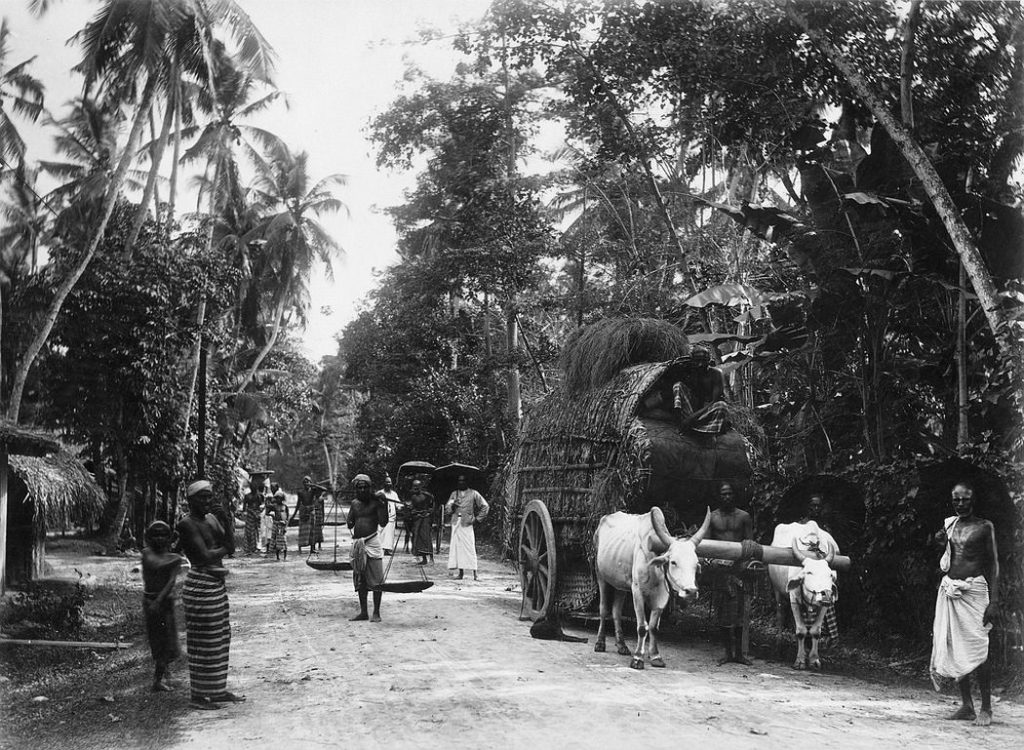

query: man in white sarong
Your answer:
[445,475,489,580]
[929,480,999,727]
[376,475,401,555]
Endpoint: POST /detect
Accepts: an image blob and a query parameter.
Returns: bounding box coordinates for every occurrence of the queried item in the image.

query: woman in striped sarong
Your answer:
[177,480,245,710]
[242,487,263,554]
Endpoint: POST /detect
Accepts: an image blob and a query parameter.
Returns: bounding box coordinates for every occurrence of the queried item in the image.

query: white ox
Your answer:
[593,506,710,669]
[767,521,839,670]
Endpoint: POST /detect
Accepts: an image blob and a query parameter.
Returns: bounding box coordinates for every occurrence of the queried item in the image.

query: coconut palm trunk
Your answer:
[235,284,289,395]
[126,89,176,256]
[6,74,158,422]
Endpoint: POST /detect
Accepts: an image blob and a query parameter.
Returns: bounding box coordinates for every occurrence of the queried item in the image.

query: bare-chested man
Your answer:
[707,482,754,665]
[930,480,999,727]
[347,473,389,622]
[176,480,244,709]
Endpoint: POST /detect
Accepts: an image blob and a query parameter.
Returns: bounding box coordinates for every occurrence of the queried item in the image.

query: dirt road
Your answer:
[9,541,1023,750]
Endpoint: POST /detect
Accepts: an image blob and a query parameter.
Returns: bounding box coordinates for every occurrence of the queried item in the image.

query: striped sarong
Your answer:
[801,601,839,644]
[267,520,287,553]
[297,508,312,547]
[312,499,325,544]
[182,568,230,700]
[244,508,261,553]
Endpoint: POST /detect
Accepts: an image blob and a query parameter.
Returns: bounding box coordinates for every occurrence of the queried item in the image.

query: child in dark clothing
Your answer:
[142,521,185,691]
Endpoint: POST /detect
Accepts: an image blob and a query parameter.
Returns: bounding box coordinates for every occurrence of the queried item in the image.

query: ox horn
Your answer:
[690,506,712,546]
[791,537,809,563]
[825,543,835,565]
[650,507,675,552]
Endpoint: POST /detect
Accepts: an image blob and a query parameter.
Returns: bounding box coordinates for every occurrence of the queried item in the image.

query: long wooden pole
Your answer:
[695,538,851,571]
[0,638,130,649]
[0,445,8,593]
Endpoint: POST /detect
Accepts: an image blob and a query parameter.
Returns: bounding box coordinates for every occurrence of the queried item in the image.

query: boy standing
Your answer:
[141,521,184,692]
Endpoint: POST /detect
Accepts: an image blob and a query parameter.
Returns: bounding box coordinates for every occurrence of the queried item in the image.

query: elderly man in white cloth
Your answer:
[930,480,999,727]
[445,474,489,580]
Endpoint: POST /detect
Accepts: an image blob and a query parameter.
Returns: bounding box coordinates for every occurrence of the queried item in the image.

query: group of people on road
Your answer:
[141,470,999,727]
[241,475,327,559]
[140,467,490,709]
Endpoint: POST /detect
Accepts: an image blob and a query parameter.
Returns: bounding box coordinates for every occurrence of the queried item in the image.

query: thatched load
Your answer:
[497,358,752,611]
[8,452,107,529]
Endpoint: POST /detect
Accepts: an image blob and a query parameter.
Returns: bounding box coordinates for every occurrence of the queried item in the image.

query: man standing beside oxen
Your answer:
[930,480,999,727]
[706,482,755,666]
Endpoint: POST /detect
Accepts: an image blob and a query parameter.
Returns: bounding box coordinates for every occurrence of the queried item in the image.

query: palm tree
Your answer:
[174,51,286,440]
[38,96,144,239]
[235,142,347,394]
[0,18,45,166]
[6,0,275,422]
[0,163,49,274]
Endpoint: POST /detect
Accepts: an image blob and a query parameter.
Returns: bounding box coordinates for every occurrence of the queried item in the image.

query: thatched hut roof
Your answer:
[0,421,60,457]
[8,452,107,528]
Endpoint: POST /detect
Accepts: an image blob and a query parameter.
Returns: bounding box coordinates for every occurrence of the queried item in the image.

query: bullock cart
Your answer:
[498,357,757,620]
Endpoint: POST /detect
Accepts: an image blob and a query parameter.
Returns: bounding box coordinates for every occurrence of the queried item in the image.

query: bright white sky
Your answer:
[5,0,493,361]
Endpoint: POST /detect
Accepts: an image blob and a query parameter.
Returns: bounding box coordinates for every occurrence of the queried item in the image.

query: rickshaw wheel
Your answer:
[519,500,557,621]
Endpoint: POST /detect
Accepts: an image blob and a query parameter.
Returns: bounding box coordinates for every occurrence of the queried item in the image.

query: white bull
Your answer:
[767,521,839,670]
[593,506,710,669]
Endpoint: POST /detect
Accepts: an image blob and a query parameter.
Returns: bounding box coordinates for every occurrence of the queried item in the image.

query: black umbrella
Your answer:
[396,461,437,487]
[432,462,482,482]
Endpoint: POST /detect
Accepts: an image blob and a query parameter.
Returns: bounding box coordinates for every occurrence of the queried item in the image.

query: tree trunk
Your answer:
[235,288,288,395]
[6,74,159,423]
[956,262,970,451]
[104,443,130,551]
[126,94,176,256]
[505,305,522,426]
[789,7,1009,341]
[166,89,182,236]
[899,0,922,129]
[181,296,207,443]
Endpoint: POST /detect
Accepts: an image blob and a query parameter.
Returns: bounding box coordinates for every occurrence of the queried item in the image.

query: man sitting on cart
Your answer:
[347,474,389,622]
[672,347,731,434]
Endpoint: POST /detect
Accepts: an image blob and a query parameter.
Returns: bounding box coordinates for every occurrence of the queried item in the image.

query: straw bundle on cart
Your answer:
[495,318,754,616]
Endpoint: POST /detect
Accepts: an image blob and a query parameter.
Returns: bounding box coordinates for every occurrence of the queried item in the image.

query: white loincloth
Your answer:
[447,518,478,571]
[929,575,992,689]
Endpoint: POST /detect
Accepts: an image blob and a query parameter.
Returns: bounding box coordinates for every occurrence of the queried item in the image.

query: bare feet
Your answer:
[190,697,223,710]
[717,656,733,666]
[370,613,381,623]
[152,680,173,692]
[350,612,369,621]
[735,656,754,666]
[974,709,992,727]
[947,705,976,721]
[211,691,246,703]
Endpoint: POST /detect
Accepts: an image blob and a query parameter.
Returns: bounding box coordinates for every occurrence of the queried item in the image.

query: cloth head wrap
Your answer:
[187,479,213,497]
[352,473,371,485]
[145,520,171,539]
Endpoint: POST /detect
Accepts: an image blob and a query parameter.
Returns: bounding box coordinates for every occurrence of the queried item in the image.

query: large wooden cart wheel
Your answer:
[519,499,557,621]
